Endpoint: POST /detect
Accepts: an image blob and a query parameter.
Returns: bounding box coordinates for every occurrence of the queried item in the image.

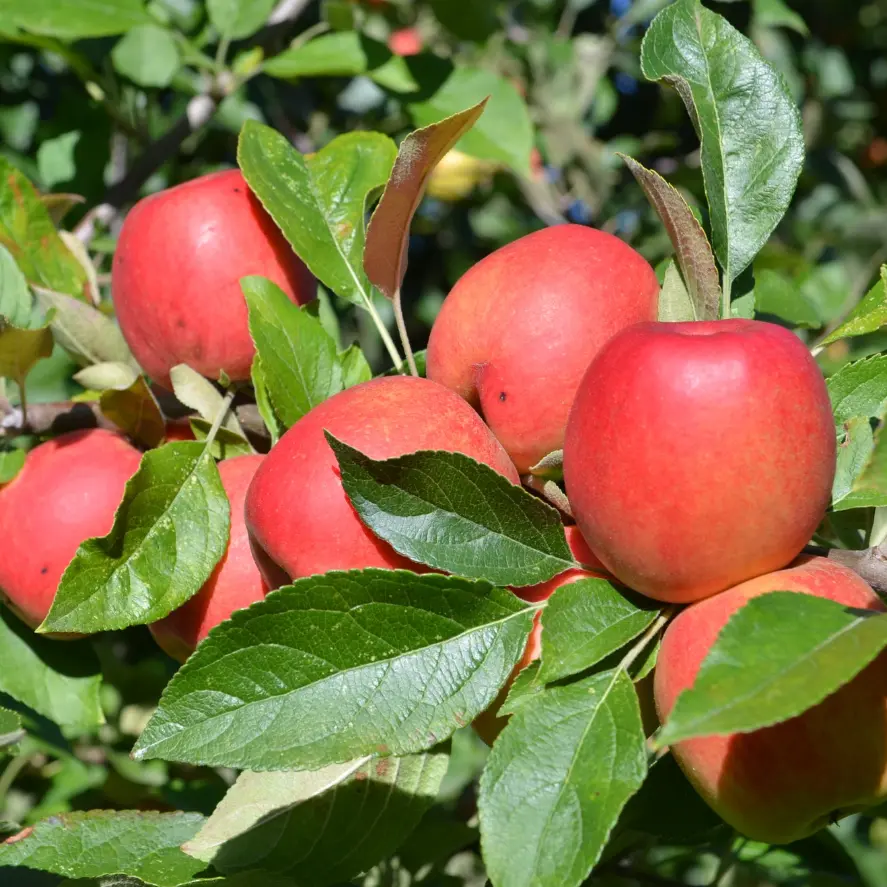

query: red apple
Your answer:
[473,526,606,745]
[245,376,519,585]
[388,26,422,57]
[426,225,659,472]
[112,169,314,388]
[564,319,836,603]
[150,455,269,662]
[0,429,141,629]
[655,556,887,844]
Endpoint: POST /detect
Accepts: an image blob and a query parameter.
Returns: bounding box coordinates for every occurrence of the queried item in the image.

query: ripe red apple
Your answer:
[426,225,658,472]
[150,455,269,663]
[112,169,314,388]
[655,556,887,844]
[564,319,836,603]
[473,526,605,745]
[0,429,141,629]
[245,376,519,585]
[388,26,422,56]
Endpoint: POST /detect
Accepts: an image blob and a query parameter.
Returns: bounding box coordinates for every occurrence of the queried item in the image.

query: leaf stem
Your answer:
[0,752,29,810]
[203,387,237,451]
[17,377,29,432]
[721,275,732,319]
[393,289,418,377]
[366,297,404,371]
[619,606,675,674]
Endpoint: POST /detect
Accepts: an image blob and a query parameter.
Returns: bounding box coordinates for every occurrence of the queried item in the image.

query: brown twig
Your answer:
[823,545,887,597]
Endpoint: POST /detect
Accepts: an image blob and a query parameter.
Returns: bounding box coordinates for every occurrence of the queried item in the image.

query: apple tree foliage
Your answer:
[1,1,887,885]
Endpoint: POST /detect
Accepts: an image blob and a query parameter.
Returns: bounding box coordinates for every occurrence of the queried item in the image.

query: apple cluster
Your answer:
[0,168,879,848]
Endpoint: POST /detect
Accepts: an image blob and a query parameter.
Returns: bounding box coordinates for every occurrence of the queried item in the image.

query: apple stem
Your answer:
[394,288,419,377]
[366,298,404,371]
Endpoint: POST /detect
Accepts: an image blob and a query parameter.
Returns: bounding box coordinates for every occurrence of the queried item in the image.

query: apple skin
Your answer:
[426,225,659,472]
[112,169,314,388]
[473,526,605,745]
[163,418,195,442]
[563,319,836,603]
[245,376,520,584]
[388,26,422,56]
[655,556,887,844]
[150,455,269,663]
[0,429,141,630]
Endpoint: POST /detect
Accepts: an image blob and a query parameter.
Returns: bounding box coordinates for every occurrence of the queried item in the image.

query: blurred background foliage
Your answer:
[3,1,887,884]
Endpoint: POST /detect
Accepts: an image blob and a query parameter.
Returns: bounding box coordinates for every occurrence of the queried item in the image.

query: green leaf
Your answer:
[112,25,181,88]
[409,68,533,176]
[657,259,695,323]
[753,0,808,35]
[641,0,804,283]
[33,287,135,368]
[832,417,875,507]
[0,242,32,326]
[753,268,821,327]
[264,31,418,93]
[36,131,79,190]
[656,592,887,747]
[832,421,887,511]
[828,355,887,424]
[0,320,53,383]
[40,442,230,634]
[329,437,575,586]
[0,606,103,732]
[539,579,661,684]
[622,155,720,320]
[238,123,396,312]
[364,99,487,301]
[0,158,86,299]
[132,570,534,770]
[185,751,448,884]
[242,276,342,427]
[0,811,205,886]
[339,343,372,388]
[822,266,887,346]
[207,0,276,40]
[251,355,282,446]
[0,706,24,757]
[0,0,150,38]
[478,670,647,887]
[0,448,25,483]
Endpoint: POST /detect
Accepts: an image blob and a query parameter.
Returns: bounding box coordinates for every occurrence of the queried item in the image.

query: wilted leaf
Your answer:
[0,811,205,886]
[0,605,103,732]
[0,320,53,383]
[365,98,487,300]
[622,155,720,320]
[100,375,165,449]
[133,570,533,770]
[656,592,887,747]
[479,670,647,887]
[330,437,575,585]
[641,0,804,283]
[40,442,230,634]
[186,751,448,884]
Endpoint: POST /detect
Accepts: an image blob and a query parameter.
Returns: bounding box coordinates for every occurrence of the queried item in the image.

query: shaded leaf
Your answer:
[753,0,808,35]
[539,579,661,684]
[822,266,887,346]
[0,606,103,732]
[169,364,246,439]
[657,259,695,323]
[0,157,86,297]
[656,592,887,747]
[0,811,205,886]
[238,123,396,311]
[753,268,821,327]
[112,24,181,89]
[0,448,25,483]
[186,751,448,884]
[207,0,276,40]
[622,155,720,320]
[0,242,32,326]
[133,570,533,770]
[100,376,165,450]
[0,707,24,757]
[479,670,647,887]
[0,320,53,382]
[641,0,804,282]
[330,437,575,585]
[832,421,887,511]
[365,99,487,301]
[40,442,229,634]
[251,355,282,446]
[339,343,372,388]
